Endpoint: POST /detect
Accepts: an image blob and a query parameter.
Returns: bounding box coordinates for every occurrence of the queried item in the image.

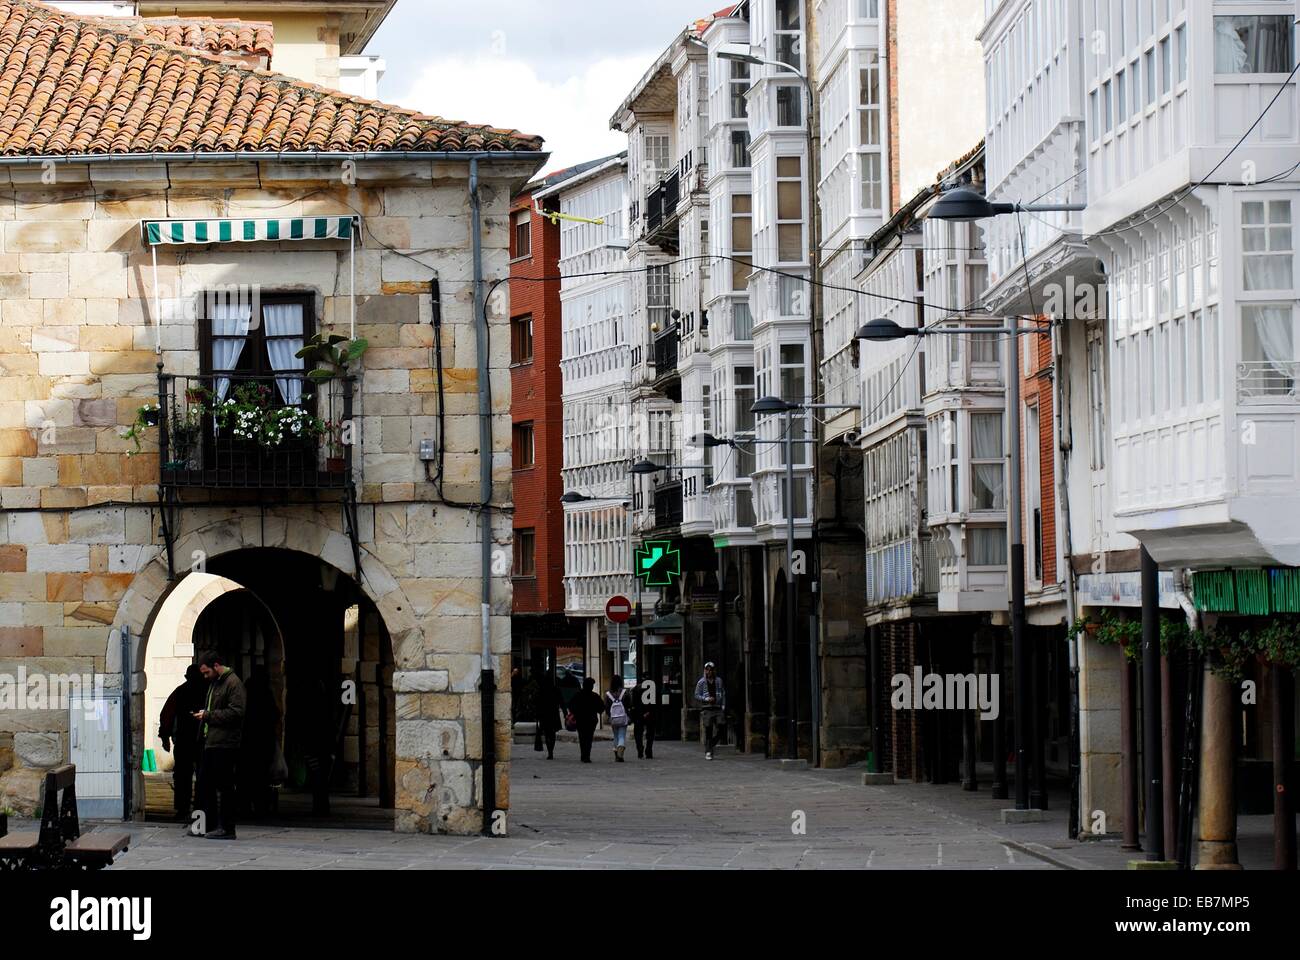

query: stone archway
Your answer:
[108,514,429,826]
[142,572,285,773]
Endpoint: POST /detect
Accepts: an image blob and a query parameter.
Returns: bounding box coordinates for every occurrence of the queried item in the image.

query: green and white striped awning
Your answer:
[142,216,358,246]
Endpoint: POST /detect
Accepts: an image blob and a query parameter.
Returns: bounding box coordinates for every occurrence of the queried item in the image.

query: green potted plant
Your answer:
[166,404,204,470]
[121,402,161,456]
[1091,608,1142,662]
[296,333,369,384]
[322,420,348,472]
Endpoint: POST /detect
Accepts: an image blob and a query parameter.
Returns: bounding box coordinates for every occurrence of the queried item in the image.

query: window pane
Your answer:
[778,224,802,262]
[970,528,1008,565]
[1215,17,1295,74]
[777,179,802,219]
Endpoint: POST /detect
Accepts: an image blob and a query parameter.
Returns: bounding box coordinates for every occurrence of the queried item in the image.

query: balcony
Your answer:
[653,324,679,377]
[652,480,684,529]
[644,170,681,242]
[157,372,354,491]
[866,536,940,609]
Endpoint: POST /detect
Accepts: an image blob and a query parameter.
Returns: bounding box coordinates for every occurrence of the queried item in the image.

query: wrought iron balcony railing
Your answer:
[156,371,354,491]
[653,480,684,529]
[654,323,680,376]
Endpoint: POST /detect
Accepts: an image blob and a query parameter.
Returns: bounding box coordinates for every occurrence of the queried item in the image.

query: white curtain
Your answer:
[263,303,306,405]
[1246,304,1294,394]
[1216,16,1293,74]
[211,301,252,401]
[971,413,1005,510]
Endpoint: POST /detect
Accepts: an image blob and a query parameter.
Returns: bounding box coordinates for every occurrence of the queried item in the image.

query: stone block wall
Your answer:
[0,156,539,833]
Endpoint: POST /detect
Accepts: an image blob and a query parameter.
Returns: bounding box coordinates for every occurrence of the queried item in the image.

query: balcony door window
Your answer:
[201,293,313,405]
[1241,304,1295,397]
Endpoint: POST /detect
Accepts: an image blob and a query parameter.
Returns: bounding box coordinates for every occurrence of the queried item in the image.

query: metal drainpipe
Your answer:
[470,158,497,835]
[1050,320,1082,838]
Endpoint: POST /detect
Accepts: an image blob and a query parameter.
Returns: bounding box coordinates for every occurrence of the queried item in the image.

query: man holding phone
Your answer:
[191,652,246,840]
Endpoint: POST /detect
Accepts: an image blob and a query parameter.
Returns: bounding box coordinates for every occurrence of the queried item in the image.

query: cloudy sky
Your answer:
[369,1,715,173]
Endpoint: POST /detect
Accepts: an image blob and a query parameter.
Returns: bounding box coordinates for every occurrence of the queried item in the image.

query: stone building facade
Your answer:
[0,0,544,834]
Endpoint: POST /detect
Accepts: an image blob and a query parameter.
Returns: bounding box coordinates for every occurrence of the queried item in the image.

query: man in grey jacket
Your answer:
[693,662,726,760]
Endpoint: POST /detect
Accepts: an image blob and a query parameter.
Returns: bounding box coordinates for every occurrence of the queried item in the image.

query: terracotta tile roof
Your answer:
[118,17,275,59]
[0,0,543,156]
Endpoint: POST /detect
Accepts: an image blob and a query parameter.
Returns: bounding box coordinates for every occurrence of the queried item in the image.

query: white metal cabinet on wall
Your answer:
[69,693,124,819]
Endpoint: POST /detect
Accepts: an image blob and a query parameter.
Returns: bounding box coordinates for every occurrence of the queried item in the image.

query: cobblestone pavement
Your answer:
[27,739,1280,870]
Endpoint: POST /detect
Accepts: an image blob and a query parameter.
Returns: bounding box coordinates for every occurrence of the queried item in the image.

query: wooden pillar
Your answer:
[1273,665,1297,870]
[1121,657,1140,850]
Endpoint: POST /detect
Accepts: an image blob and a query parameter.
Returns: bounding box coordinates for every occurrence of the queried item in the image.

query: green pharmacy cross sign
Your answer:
[635,540,681,588]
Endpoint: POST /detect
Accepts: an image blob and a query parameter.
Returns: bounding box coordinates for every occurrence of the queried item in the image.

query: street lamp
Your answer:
[748,396,803,761]
[855,316,1045,809]
[560,491,631,505]
[744,397,856,763]
[926,187,1086,222]
[924,186,1085,812]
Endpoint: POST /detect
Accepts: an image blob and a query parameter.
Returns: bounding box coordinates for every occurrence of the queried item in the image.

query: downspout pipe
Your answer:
[1051,319,1082,839]
[471,158,498,835]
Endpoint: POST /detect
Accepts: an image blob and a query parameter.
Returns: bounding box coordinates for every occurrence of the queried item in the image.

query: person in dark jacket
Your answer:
[568,676,604,763]
[191,652,246,840]
[633,678,656,760]
[535,672,564,759]
[158,665,205,820]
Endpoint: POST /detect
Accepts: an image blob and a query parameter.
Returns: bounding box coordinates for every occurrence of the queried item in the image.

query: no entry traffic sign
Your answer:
[605,595,632,624]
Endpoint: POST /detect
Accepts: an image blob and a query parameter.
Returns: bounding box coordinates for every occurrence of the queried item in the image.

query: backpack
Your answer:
[608,691,629,727]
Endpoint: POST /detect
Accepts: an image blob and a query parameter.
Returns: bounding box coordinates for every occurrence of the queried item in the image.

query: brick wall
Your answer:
[508,190,565,615]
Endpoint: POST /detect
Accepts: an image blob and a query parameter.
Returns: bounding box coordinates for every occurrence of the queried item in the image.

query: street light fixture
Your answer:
[560,491,630,506]
[927,185,1088,813]
[854,313,1045,810]
[926,186,1086,223]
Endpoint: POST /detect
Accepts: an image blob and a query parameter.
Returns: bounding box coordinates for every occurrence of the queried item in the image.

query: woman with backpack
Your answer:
[604,675,632,762]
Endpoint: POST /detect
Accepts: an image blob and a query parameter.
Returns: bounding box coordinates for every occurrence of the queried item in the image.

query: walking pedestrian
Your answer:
[604,676,631,762]
[633,678,656,759]
[569,676,603,763]
[158,665,205,821]
[191,652,246,840]
[693,661,726,760]
[536,671,563,759]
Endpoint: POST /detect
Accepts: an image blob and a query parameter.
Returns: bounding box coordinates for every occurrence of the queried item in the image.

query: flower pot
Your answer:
[326,457,346,474]
[142,408,161,426]
[1084,622,1100,638]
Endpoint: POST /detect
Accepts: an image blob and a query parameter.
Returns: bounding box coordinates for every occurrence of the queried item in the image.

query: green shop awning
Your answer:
[141,216,357,246]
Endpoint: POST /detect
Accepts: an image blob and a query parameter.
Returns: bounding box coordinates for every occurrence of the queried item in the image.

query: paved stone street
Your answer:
[0,740,1149,871]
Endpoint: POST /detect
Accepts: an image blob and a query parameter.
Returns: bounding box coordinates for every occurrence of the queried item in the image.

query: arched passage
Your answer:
[113,515,424,828]
[143,573,284,772]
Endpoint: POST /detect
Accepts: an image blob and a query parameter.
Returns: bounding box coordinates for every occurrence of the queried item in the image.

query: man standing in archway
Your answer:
[193,652,246,840]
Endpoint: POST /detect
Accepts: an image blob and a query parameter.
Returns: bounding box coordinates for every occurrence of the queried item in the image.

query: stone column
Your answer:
[1195,665,1241,870]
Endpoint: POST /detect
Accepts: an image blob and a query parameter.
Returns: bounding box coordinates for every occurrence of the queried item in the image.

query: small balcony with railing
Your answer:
[652,479,684,531]
[865,535,940,611]
[156,371,354,491]
[643,169,682,247]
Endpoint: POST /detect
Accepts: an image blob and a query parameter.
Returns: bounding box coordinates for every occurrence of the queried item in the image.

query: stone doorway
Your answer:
[140,548,396,828]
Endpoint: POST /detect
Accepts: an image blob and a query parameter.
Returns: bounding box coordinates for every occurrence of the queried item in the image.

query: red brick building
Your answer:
[508,159,618,691]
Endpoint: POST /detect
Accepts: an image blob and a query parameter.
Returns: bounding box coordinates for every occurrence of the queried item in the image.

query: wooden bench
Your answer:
[0,765,130,871]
